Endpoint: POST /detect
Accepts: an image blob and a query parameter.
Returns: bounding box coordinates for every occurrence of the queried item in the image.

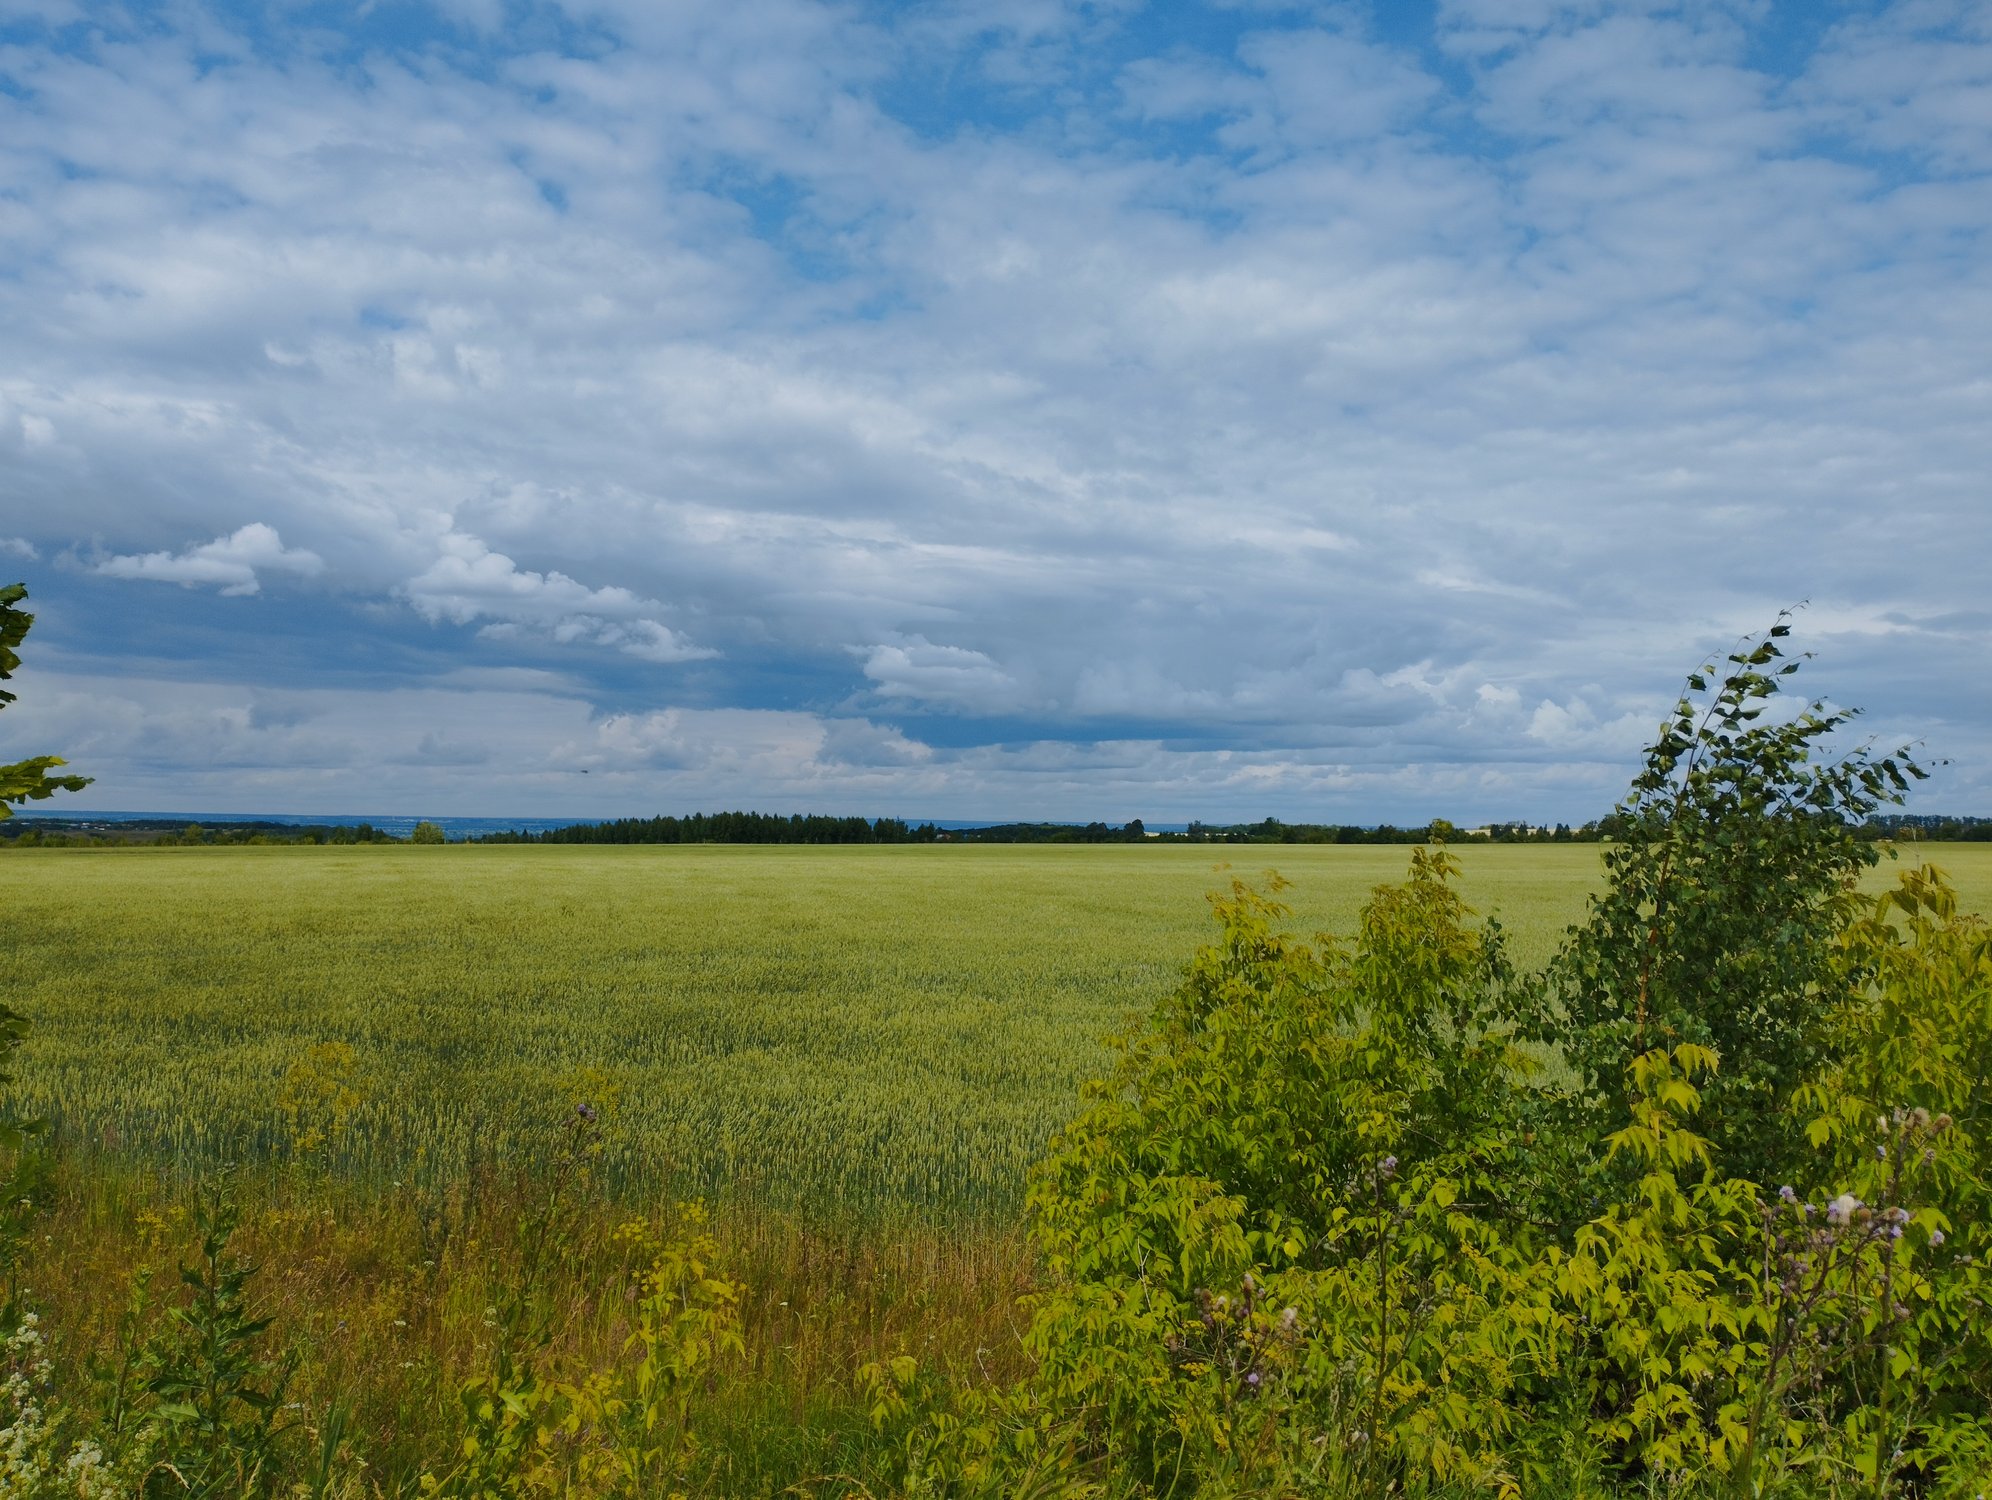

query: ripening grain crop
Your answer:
[6,842,1984,1219]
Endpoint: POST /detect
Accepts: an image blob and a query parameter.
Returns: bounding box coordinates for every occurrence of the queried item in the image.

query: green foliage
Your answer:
[1798,867,1992,1483]
[422,1104,748,1498]
[599,1201,746,1488]
[980,847,1992,1496]
[136,1198,300,1496]
[936,623,1991,1498]
[0,584,91,823]
[411,821,447,845]
[1009,850,1559,1494]
[1539,613,1928,1182]
[0,584,75,1268]
[421,1200,747,1498]
[0,583,81,1167]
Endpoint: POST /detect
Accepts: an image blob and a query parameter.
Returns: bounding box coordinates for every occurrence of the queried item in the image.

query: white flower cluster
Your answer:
[0,1310,124,1498]
[0,1313,58,1494]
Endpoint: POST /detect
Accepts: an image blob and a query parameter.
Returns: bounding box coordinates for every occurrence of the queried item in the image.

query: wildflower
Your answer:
[1826,1194,1861,1226]
[1245,1370,1262,1390]
[1930,1229,1946,1247]
[1379,1155,1399,1181]
[1909,1107,1931,1130]
[576,1102,598,1123]
[1777,1184,1797,1204]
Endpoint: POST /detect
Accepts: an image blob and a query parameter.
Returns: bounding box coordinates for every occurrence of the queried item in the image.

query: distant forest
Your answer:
[6,810,1989,847]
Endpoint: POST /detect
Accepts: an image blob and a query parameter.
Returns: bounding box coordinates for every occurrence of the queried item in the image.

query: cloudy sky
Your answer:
[1,0,1987,823]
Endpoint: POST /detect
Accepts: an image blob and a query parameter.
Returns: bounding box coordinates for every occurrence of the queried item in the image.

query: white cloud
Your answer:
[0,538,38,561]
[401,529,716,664]
[2,2,1988,817]
[94,523,323,597]
[858,637,1033,714]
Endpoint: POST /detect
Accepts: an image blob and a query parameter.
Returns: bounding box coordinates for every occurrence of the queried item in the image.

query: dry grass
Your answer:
[17,1151,1035,1493]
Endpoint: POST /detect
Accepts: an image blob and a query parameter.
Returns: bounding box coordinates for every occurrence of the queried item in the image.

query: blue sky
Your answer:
[1,0,1987,822]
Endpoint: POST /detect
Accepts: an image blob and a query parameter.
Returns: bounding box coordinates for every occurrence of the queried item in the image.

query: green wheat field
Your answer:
[8,842,1987,1220]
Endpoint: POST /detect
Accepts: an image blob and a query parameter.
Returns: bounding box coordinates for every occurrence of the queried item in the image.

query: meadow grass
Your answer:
[5,841,1986,1220]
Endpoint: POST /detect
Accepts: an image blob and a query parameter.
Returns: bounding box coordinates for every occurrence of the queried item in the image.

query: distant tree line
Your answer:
[941,820,1153,843]
[0,818,402,847]
[1858,812,1992,842]
[472,811,942,845]
[6,809,1990,850]
[1180,817,1600,844]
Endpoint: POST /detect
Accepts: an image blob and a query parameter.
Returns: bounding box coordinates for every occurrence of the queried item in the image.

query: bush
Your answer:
[926,621,1990,1498]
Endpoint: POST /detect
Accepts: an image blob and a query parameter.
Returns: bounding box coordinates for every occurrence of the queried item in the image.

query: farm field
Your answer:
[6,840,1988,1220]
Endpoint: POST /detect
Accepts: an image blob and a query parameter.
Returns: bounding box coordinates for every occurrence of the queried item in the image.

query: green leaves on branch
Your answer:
[0,583,91,820]
[1538,610,1930,1183]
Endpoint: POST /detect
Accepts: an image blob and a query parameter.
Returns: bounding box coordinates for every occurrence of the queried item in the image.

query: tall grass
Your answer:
[15,1150,1033,1495]
[0,843,1652,1217]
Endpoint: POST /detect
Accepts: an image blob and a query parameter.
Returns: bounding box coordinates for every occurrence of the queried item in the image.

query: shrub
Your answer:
[943,622,1989,1498]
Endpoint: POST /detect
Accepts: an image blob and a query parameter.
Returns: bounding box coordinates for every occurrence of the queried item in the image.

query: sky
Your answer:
[0,0,1987,824]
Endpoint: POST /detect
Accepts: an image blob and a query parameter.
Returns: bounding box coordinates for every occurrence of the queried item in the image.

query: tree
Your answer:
[1,584,86,1186]
[1534,611,1929,1183]
[0,584,91,822]
[410,820,447,844]
[1,582,90,1109]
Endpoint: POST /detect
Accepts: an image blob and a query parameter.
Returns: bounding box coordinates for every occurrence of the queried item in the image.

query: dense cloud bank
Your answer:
[1,0,1987,820]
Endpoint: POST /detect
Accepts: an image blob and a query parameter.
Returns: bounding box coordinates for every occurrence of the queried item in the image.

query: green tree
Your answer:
[410,820,446,844]
[1532,611,1929,1189]
[0,583,91,822]
[1,585,87,1101]
[1,584,86,1250]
